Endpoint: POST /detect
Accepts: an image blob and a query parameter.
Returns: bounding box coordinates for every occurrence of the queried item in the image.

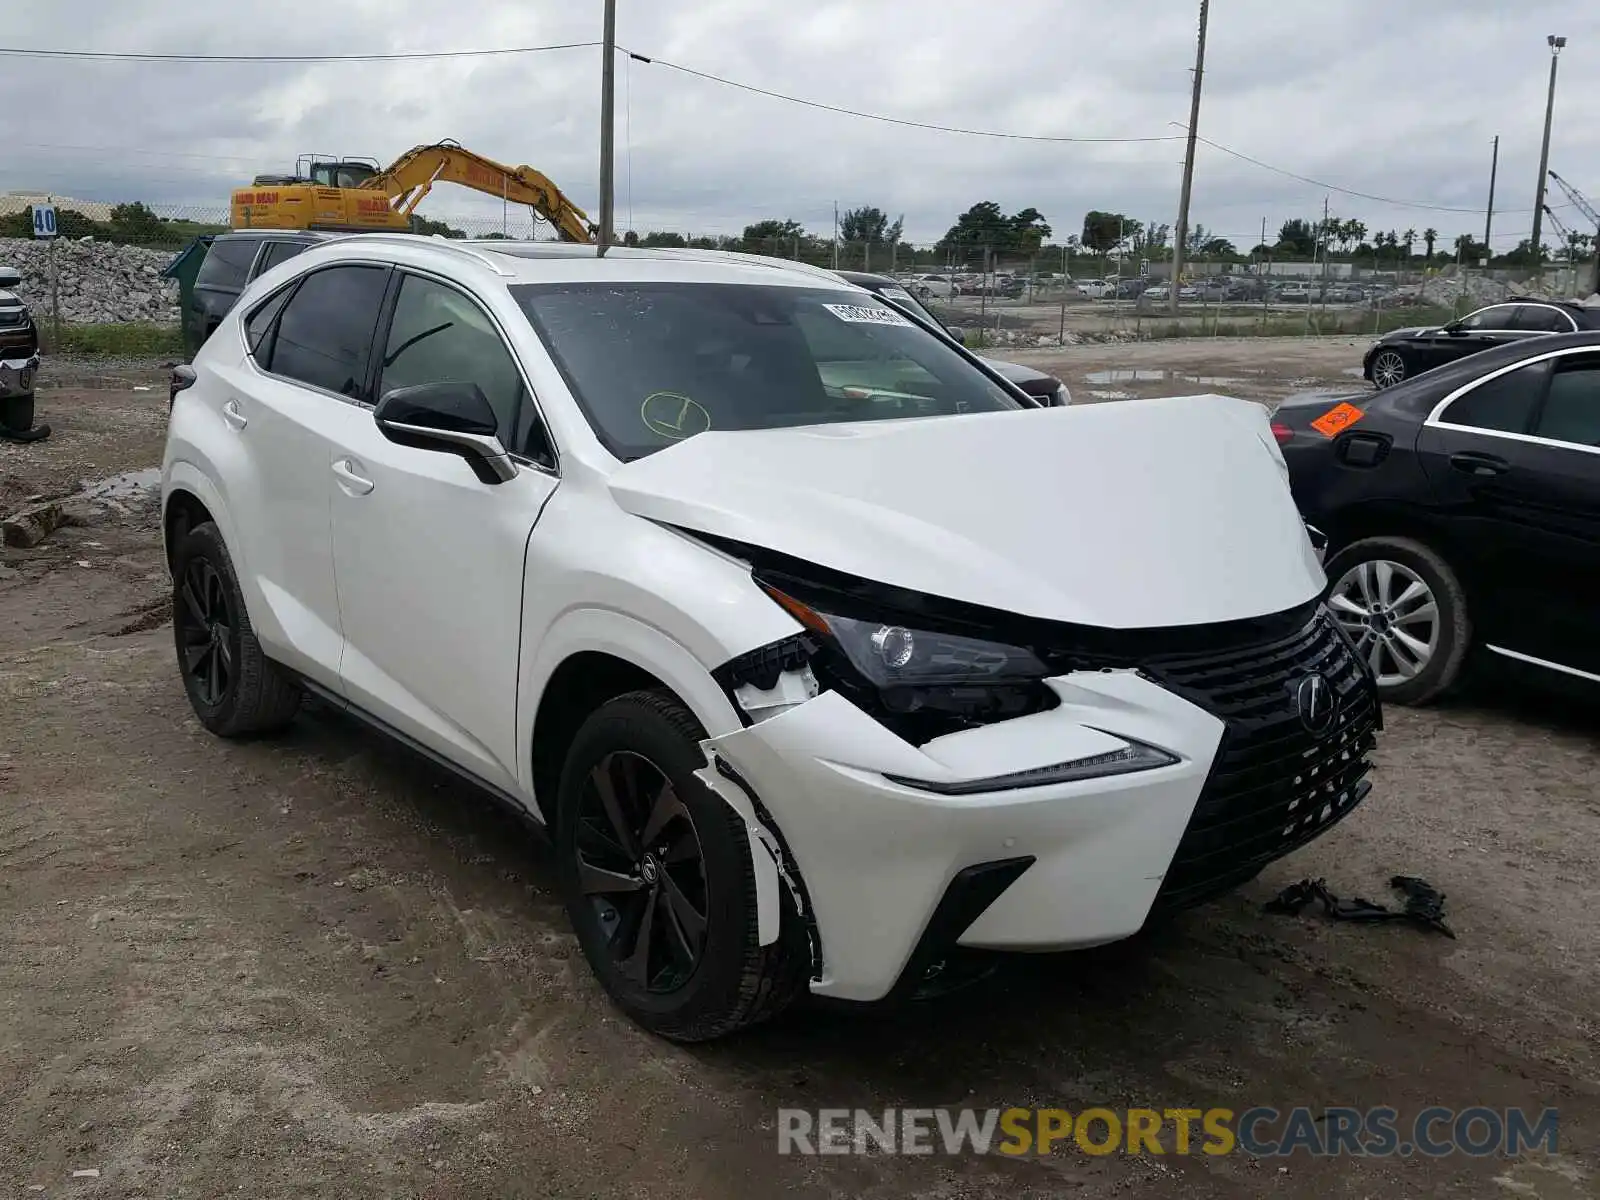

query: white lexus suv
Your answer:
[161,234,1379,1041]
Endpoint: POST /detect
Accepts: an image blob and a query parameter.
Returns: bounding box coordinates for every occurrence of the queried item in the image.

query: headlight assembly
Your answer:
[758,581,1056,741]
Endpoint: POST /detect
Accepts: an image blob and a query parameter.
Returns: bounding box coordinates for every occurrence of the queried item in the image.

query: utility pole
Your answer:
[1169,0,1210,314]
[1530,35,1566,270]
[832,201,840,270]
[596,0,617,255]
[1484,135,1499,252]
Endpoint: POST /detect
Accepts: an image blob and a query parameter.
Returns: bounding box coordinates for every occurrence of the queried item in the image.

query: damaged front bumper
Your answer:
[699,669,1226,1004]
[0,353,39,397]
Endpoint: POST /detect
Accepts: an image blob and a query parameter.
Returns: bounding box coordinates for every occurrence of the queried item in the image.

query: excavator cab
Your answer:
[300,155,382,189]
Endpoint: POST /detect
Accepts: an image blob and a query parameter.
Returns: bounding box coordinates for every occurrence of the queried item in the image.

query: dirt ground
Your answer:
[2,348,1597,1199]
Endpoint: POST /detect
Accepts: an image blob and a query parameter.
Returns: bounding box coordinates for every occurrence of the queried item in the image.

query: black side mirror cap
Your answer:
[374,382,516,484]
[945,324,967,346]
[0,267,20,289]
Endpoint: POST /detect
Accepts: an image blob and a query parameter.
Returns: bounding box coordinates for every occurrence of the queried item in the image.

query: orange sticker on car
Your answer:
[1310,402,1365,438]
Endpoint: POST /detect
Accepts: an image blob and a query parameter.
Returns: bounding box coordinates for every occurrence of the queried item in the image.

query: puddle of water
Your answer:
[80,467,161,505]
[1084,368,1254,386]
[1341,367,1365,377]
[1087,389,1133,400]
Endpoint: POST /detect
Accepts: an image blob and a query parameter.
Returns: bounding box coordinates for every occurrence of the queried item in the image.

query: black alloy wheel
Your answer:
[177,557,235,706]
[574,750,709,993]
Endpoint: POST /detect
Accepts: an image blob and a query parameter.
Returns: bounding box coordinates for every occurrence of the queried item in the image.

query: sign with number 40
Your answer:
[32,205,57,239]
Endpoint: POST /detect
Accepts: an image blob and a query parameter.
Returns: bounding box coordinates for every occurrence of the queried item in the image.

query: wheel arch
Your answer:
[520,608,746,826]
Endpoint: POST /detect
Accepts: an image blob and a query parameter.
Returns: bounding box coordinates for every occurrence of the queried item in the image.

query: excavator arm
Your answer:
[364,142,597,243]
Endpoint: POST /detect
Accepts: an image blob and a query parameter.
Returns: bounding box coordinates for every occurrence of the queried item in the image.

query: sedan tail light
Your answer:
[1270,421,1295,445]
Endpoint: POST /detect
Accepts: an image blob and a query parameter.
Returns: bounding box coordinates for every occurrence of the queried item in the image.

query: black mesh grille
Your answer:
[1144,609,1380,911]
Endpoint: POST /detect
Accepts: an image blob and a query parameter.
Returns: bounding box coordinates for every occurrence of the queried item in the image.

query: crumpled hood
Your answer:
[607,394,1324,629]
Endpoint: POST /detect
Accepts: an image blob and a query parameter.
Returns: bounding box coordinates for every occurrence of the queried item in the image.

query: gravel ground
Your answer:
[1,347,1597,1198]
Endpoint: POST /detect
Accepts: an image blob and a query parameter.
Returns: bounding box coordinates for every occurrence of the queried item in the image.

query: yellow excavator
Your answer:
[230,140,596,242]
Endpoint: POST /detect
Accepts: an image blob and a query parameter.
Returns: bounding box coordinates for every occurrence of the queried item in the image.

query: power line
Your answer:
[0,41,600,63]
[622,50,1183,144]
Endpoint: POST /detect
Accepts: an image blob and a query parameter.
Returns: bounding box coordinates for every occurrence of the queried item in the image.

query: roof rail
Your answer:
[324,231,516,277]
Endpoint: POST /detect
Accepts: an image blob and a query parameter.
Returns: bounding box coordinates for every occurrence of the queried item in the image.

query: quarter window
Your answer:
[243,284,294,359]
[377,274,530,446]
[1439,362,1545,433]
[195,238,260,292]
[1533,360,1600,447]
[266,265,389,397]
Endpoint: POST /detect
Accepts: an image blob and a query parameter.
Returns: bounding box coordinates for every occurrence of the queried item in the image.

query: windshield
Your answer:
[512,282,1021,460]
[867,282,942,329]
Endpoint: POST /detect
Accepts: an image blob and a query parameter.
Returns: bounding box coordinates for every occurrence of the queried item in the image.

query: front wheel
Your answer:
[556,690,808,1041]
[1324,536,1471,706]
[1370,349,1407,388]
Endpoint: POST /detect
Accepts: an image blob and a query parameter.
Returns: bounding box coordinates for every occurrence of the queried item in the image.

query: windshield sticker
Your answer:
[640,391,712,440]
[823,303,912,327]
[1310,401,1365,438]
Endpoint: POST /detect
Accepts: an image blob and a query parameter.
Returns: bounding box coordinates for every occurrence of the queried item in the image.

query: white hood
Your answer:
[607,394,1324,629]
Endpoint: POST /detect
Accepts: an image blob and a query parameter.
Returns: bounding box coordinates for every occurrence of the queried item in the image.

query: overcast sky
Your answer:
[4,0,1600,251]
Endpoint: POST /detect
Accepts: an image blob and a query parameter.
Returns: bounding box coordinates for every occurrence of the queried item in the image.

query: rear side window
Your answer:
[195,238,260,291]
[1439,361,1548,432]
[1533,359,1600,447]
[264,266,389,397]
[255,241,307,276]
[244,284,294,359]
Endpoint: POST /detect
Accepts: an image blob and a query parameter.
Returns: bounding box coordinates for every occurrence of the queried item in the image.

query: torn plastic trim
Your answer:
[694,744,823,978]
[711,632,823,726]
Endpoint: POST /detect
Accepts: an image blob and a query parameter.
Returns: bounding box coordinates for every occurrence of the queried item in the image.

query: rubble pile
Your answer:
[0,237,179,324]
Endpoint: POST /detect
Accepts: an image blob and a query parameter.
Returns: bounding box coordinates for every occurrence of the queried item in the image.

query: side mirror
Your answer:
[0,267,20,289]
[374,382,516,484]
[945,324,968,346]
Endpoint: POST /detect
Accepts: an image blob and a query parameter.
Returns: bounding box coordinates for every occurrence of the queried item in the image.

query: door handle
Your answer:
[1449,450,1508,477]
[221,399,247,431]
[331,458,375,496]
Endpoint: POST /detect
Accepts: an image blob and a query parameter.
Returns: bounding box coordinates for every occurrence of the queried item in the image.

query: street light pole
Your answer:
[1170,0,1210,315]
[597,0,617,255]
[1530,34,1566,270]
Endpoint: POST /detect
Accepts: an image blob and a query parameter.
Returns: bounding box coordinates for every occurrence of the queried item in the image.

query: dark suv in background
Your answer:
[183,230,330,357]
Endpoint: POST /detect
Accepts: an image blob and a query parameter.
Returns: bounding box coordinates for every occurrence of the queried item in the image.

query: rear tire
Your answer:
[1324,535,1471,706]
[0,392,34,433]
[556,689,808,1041]
[172,521,302,736]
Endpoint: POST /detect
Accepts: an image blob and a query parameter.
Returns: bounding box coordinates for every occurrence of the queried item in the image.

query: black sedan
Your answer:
[1362,299,1600,389]
[835,270,1072,406]
[1277,330,1600,705]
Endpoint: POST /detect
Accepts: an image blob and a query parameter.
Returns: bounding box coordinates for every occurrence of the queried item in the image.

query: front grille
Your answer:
[1144,609,1380,911]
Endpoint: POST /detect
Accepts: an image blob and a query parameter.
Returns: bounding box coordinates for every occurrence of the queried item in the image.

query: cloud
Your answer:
[2,0,1598,250]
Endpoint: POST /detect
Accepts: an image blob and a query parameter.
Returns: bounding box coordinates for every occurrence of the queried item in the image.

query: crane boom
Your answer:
[364,142,596,243]
[1543,204,1572,244]
[1547,171,1600,231]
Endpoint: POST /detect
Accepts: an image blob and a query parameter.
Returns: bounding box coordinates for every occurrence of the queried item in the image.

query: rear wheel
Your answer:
[1325,536,1471,706]
[556,689,808,1041]
[1370,349,1407,388]
[172,521,302,736]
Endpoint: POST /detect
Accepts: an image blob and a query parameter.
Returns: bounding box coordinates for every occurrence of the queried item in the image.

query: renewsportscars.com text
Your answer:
[777,1106,1560,1158]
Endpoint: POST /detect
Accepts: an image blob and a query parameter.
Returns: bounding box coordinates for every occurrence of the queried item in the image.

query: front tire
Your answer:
[172,521,302,736]
[1324,535,1471,706]
[556,689,808,1041]
[1370,349,1407,388]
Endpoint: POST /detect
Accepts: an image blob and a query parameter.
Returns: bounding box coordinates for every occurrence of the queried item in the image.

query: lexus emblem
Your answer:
[1294,674,1337,735]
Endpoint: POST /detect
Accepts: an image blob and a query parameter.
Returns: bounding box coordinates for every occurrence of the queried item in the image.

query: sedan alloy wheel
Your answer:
[1370,350,1407,388]
[1329,558,1440,688]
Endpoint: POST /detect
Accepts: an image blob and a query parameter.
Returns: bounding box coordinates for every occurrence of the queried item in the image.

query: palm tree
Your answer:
[1403,228,1416,261]
[1423,228,1438,261]
[1348,219,1368,248]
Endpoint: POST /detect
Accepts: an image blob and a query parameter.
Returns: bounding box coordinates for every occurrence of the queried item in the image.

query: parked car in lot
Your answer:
[1144,283,1171,302]
[0,264,42,442]
[162,234,1373,1039]
[1362,300,1600,389]
[183,230,330,357]
[1277,329,1600,705]
[910,274,957,299]
[1076,279,1114,299]
[1112,277,1149,300]
[1277,282,1321,303]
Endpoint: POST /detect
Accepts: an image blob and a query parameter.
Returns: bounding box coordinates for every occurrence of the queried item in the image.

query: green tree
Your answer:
[1081,210,1139,254]
[741,218,806,248]
[1277,219,1316,256]
[1200,236,1237,257]
[639,231,687,247]
[838,206,903,248]
[409,215,465,238]
[1422,227,1438,260]
[108,201,168,243]
[1402,228,1417,260]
